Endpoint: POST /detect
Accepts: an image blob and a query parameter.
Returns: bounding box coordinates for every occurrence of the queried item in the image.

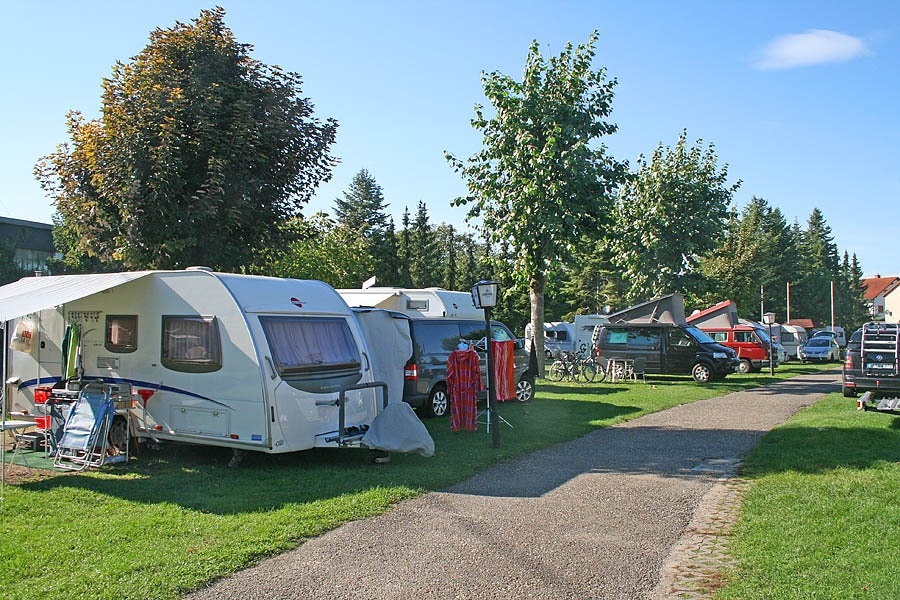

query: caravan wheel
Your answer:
[737,359,753,374]
[108,416,129,456]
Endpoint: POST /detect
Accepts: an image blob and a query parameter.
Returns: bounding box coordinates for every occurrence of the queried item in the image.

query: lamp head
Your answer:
[471,280,500,309]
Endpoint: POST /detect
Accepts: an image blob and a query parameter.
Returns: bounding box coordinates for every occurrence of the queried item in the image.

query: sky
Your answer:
[1,1,897,278]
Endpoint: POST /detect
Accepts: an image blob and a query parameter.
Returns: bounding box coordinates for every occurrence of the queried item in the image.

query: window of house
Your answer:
[105,315,138,353]
[161,315,222,373]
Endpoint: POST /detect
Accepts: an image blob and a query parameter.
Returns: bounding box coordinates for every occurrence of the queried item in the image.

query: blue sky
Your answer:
[1,1,897,277]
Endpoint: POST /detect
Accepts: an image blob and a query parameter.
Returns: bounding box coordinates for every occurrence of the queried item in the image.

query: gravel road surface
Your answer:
[184,369,839,600]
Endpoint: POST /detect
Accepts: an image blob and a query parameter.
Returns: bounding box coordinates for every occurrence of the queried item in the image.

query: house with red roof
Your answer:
[862,275,900,322]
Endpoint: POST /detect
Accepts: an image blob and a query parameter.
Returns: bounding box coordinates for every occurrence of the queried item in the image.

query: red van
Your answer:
[698,324,776,374]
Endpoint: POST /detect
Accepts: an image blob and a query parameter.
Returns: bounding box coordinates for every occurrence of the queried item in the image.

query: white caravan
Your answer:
[573,314,610,355]
[524,321,576,358]
[1,269,424,461]
[336,286,482,319]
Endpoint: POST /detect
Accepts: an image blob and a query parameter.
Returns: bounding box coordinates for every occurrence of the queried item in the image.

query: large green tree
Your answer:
[794,208,841,325]
[446,31,627,367]
[35,7,337,271]
[333,169,394,284]
[612,130,740,304]
[264,213,373,287]
[697,197,798,320]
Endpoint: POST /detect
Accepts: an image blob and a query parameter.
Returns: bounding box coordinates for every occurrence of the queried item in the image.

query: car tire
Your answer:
[737,359,753,374]
[515,376,535,403]
[691,362,712,383]
[424,384,449,418]
[842,385,857,398]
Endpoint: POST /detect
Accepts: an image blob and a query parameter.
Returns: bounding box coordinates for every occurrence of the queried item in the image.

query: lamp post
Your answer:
[762,312,776,376]
[471,280,500,449]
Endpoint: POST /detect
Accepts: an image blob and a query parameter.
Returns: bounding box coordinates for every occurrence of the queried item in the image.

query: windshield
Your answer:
[807,338,831,348]
[685,325,716,344]
[754,327,771,343]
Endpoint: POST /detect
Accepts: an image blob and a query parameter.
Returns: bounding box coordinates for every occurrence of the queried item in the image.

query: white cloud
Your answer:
[754,29,871,70]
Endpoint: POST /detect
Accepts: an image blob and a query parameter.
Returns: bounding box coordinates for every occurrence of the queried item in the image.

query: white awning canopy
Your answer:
[0,272,153,322]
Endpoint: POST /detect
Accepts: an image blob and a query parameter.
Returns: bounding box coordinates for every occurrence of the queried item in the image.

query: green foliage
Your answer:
[791,208,841,324]
[612,129,740,304]
[35,7,337,271]
[697,196,799,319]
[446,31,627,362]
[263,213,374,287]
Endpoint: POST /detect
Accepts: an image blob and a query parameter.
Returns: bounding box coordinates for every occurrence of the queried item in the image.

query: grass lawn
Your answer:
[1,364,825,599]
[717,393,900,599]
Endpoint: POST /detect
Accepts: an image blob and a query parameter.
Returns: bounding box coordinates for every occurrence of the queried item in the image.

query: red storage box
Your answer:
[35,415,51,429]
[34,386,52,404]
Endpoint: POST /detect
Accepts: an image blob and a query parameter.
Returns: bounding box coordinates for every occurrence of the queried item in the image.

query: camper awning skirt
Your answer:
[0,272,153,322]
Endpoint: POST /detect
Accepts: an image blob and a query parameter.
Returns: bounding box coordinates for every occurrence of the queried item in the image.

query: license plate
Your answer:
[866,363,893,370]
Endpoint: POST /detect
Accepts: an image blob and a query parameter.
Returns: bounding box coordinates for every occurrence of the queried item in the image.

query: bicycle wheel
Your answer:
[593,359,607,383]
[548,360,566,382]
[579,359,597,383]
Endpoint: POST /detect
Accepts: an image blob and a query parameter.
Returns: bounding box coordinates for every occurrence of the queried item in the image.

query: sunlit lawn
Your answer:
[1,364,825,599]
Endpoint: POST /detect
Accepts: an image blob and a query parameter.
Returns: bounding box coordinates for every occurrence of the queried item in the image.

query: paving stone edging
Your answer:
[652,474,751,599]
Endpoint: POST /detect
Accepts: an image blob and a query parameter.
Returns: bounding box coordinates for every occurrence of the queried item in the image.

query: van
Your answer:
[594,323,738,382]
[699,324,776,374]
[404,318,534,417]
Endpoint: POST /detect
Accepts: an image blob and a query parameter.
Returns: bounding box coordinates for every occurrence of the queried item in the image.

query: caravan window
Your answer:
[105,315,137,353]
[259,316,362,393]
[161,316,222,373]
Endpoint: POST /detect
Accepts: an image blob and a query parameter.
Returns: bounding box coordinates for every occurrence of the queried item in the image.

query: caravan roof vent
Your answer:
[185,266,213,272]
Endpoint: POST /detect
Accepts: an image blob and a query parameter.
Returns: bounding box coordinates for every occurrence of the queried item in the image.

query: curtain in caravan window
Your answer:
[161,316,222,372]
[260,316,360,374]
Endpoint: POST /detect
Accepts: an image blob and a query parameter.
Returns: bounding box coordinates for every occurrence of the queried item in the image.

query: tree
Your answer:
[264,213,374,287]
[333,169,393,283]
[794,208,840,324]
[408,201,439,287]
[698,197,798,320]
[612,130,740,304]
[446,31,627,368]
[35,7,337,271]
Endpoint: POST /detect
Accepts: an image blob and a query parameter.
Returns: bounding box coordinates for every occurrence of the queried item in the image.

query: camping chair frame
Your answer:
[53,383,116,471]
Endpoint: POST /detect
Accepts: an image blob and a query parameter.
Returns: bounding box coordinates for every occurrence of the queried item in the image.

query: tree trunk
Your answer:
[530,271,547,374]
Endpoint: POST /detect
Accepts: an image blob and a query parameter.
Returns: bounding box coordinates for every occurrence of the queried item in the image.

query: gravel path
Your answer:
[184,369,839,600]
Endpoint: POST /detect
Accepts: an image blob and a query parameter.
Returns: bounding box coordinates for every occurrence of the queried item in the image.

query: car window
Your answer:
[415,322,463,354]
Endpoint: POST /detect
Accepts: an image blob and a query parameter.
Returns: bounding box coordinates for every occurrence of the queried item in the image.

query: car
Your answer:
[403,317,534,418]
[797,336,841,362]
[810,327,847,348]
[842,323,900,398]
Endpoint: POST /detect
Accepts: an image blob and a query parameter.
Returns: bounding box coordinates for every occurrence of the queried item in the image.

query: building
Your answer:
[0,216,57,273]
[862,275,900,322]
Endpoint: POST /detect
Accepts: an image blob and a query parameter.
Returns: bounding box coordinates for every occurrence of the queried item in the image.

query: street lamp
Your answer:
[471,280,501,448]
[762,312,776,376]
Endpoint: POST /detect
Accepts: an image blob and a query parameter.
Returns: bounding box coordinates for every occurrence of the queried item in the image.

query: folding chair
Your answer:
[53,384,115,471]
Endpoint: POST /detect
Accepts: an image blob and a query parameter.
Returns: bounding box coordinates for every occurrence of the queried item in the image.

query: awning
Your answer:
[0,272,153,322]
